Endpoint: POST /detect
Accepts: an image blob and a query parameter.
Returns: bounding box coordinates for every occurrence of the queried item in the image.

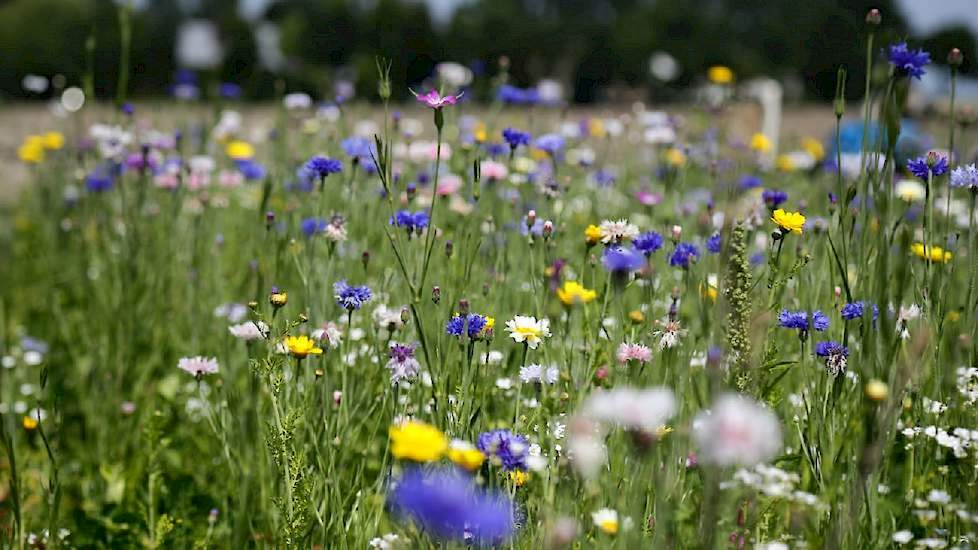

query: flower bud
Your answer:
[265,211,275,229]
[269,287,288,308]
[948,48,964,67]
[865,8,881,26]
[400,306,410,324]
[865,379,888,401]
[361,250,370,269]
[445,239,454,258]
[431,286,441,304]
[458,298,470,316]
[406,183,417,201]
[332,390,342,405]
[542,220,554,239]
[671,224,682,241]
[526,210,537,229]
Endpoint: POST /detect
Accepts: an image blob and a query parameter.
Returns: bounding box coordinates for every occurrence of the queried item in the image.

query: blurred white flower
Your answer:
[693,393,782,466]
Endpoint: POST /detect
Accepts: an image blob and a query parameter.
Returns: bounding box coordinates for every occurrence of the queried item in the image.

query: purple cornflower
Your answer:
[602,245,645,274]
[482,142,507,158]
[633,231,664,256]
[762,189,788,208]
[502,128,531,150]
[388,467,516,546]
[477,429,529,471]
[334,280,372,311]
[534,134,565,156]
[887,42,931,80]
[390,210,430,235]
[415,89,463,109]
[341,137,373,160]
[951,164,978,189]
[669,242,700,269]
[304,155,343,181]
[592,169,616,187]
[907,153,949,180]
[386,343,420,384]
[706,233,721,254]
[85,166,114,193]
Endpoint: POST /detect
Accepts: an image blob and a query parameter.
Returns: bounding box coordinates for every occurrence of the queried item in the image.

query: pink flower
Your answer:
[218,170,243,188]
[616,342,652,365]
[436,174,463,196]
[414,89,463,109]
[635,189,663,206]
[154,172,179,189]
[480,160,509,181]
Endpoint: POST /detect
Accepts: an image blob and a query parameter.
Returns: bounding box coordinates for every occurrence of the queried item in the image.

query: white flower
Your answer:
[582,387,677,431]
[519,363,560,384]
[591,508,619,535]
[598,219,639,244]
[228,321,268,341]
[927,489,951,504]
[283,92,312,110]
[566,416,606,479]
[916,538,947,549]
[177,356,219,377]
[373,304,405,331]
[693,393,782,466]
[896,179,926,202]
[368,533,399,549]
[893,530,914,544]
[504,315,551,349]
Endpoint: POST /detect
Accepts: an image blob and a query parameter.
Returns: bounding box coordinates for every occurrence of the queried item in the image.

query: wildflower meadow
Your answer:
[3,7,978,549]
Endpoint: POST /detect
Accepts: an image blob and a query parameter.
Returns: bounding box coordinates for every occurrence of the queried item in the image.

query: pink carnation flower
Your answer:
[414,89,463,109]
[616,342,652,365]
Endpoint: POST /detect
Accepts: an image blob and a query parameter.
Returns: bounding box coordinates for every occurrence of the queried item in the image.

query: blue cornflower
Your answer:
[388,467,516,546]
[341,137,373,160]
[887,42,931,80]
[592,169,616,187]
[304,155,343,181]
[534,134,565,155]
[333,280,372,311]
[633,231,664,256]
[815,340,849,358]
[951,164,978,189]
[812,310,830,332]
[907,153,949,180]
[219,82,243,99]
[236,159,266,181]
[602,245,645,274]
[390,210,430,234]
[669,242,700,269]
[445,313,489,339]
[482,142,507,158]
[778,309,809,330]
[706,233,721,254]
[85,166,114,193]
[762,189,788,208]
[502,128,531,149]
[497,84,539,105]
[300,217,327,237]
[841,301,879,322]
[739,175,762,190]
[477,429,529,471]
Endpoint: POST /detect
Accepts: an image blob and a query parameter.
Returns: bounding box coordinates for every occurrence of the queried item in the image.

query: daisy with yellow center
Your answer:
[447,440,485,471]
[556,280,597,306]
[911,243,952,263]
[592,508,619,535]
[284,335,323,358]
[750,133,772,153]
[771,209,806,235]
[389,421,448,462]
[505,315,551,349]
[225,140,255,160]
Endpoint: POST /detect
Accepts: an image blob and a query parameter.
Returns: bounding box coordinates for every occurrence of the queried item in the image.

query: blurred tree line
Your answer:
[0,0,974,103]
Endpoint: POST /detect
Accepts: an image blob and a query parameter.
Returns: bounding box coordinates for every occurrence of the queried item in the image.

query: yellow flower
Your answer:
[775,154,795,172]
[389,421,448,462]
[628,310,645,324]
[225,140,255,160]
[896,180,925,203]
[665,147,686,167]
[473,121,487,143]
[285,335,323,358]
[865,379,888,402]
[42,131,65,150]
[771,209,806,235]
[911,243,952,263]
[22,416,38,430]
[508,470,530,487]
[556,281,597,306]
[588,118,606,138]
[447,441,485,471]
[750,133,772,153]
[654,425,673,438]
[485,316,495,331]
[269,290,288,307]
[585,224,603,246]
[707,65,734,85]
[801,137,825,161]
[947,310,961,323]
[18,136,45,163]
